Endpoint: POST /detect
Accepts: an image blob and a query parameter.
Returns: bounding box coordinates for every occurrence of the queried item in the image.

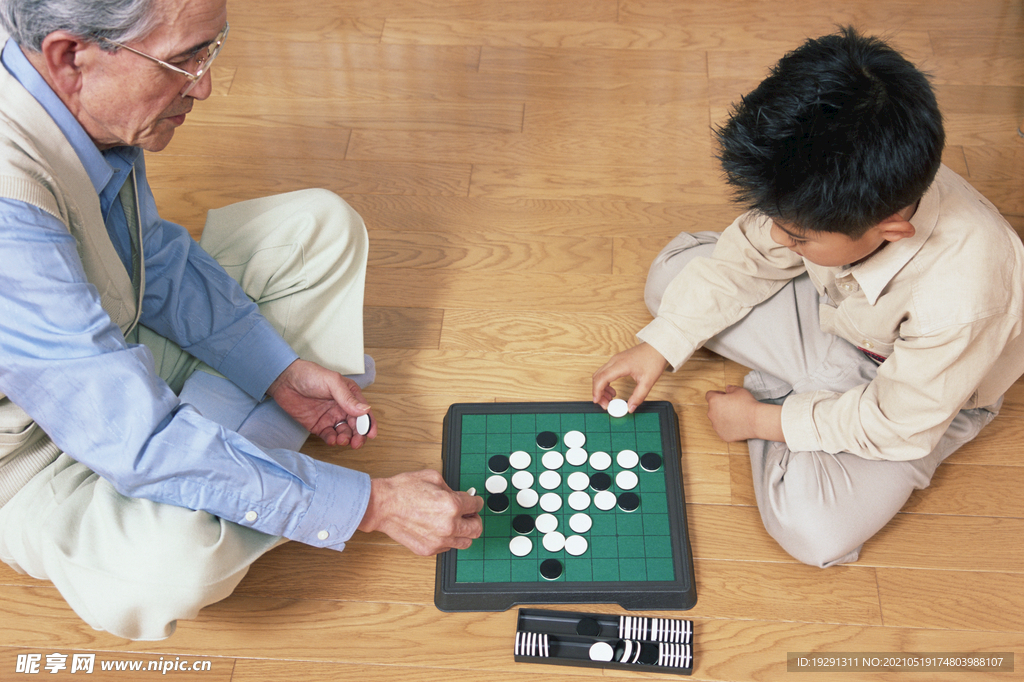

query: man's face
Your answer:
[75,0,228,151]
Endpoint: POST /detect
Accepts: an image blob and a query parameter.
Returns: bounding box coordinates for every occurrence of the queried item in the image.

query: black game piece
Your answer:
[540,559,563,580]
[512,514,535,534]
[489,454,510,473]
[638,642,659,665]
[575,617,601,637]
[640,452,663,472]
[488,493,509,514]
[618,492,640,512]
[589,472,612,491]
[536,431,558,450]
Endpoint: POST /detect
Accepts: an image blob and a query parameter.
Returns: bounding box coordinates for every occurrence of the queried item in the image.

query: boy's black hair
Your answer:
[715,27,944,237]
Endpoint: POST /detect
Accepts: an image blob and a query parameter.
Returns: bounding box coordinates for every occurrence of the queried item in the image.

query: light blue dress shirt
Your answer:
[0,40,370,549]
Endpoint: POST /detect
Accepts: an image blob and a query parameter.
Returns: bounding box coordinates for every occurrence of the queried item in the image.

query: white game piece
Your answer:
[567,471,590,491]
[589,451,612,471]
[564,535,588,556]
[616,470,639,490]
[563,430,586,448]
[568,491,591,511]
[607,398,629,418]
[485,474,508,494]
[539,492,562,512]
[511,470,534,490]
[542,531,565,552]
[616,449,639,469]
[509,536,533,557]
[538,470,561,490]
[509,450,532,469]
[594,490,617,511]
[541,451,565,470]
[355,413,371,436]
[569,512,593,534]
[565,447,588,466]
[589,641,615,662]
[535,513,559,534]
[516,488,539,509]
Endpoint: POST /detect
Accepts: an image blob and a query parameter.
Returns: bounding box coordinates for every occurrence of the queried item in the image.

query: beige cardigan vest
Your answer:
[0,61,143,502]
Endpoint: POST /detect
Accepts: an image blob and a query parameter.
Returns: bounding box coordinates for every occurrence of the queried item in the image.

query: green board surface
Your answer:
[456,409,673,584]
[435,401,696,612]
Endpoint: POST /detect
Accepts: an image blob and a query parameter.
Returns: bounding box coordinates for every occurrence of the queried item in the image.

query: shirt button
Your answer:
[317,530,330,541]
[862,340,873,349]
[245,510,258,522]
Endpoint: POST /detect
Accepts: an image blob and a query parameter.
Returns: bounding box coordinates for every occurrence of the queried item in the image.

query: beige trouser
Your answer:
[646,231,997,568]
[0,189,368,639]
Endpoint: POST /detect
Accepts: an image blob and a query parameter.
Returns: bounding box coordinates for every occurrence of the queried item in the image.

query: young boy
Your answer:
[592,27,1024,568]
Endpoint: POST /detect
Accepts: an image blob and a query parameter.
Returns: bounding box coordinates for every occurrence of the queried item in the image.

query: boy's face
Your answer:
[770,213,916,268]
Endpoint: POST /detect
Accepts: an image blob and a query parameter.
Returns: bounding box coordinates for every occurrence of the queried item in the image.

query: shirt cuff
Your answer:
[780,391,825,453]
[218,318,298,399]
[636,317,698,371]
[288,460,372,550]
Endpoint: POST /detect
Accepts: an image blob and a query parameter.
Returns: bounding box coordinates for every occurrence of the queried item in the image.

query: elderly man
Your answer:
[0,0,483,640]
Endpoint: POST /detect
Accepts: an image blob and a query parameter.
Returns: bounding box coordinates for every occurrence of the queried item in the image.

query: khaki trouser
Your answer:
[0,189,368,639]
[646,231,997,568]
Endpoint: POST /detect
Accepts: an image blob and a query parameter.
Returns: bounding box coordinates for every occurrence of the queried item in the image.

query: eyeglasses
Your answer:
[100,23,229,98]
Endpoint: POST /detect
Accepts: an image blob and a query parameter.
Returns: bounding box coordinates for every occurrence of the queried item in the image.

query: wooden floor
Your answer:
[2,1,1023,680]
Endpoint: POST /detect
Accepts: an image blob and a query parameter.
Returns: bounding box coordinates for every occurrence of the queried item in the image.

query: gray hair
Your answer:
[0,0,160,52]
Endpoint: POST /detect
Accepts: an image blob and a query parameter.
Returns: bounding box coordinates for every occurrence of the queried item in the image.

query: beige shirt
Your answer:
[639,166,1024,461]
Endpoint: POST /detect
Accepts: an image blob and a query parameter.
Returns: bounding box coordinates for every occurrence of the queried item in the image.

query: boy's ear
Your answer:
[877,212,917,243]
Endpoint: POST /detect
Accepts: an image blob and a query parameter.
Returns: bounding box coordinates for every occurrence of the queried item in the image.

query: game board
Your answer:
[434,401,696,612]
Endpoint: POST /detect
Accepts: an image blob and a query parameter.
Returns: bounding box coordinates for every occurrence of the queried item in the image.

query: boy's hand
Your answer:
[705,385,785,443]
[592,342,669,413]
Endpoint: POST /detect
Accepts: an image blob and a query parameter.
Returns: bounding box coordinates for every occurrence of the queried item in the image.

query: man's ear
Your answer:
[35,31,93,97]
[878,212,917,243]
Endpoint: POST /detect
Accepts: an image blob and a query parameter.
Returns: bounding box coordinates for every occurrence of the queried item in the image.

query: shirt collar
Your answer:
[2,38,141,197]
[845,180,940,305]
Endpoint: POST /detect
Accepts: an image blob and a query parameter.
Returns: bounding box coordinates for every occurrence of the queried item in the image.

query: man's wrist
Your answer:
[356,477,383,533]
[266,358,301,399]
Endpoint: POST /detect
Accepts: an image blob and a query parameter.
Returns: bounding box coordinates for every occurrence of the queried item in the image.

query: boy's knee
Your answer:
[762,509,863,568]
[644,231,720,315]
[755,448,877,568]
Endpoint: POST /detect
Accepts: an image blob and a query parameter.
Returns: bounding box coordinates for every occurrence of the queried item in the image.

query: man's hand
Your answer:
[705,385,785,443]
[357,470,484,556]
[267,359,376,448]
[592,342,670,413]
